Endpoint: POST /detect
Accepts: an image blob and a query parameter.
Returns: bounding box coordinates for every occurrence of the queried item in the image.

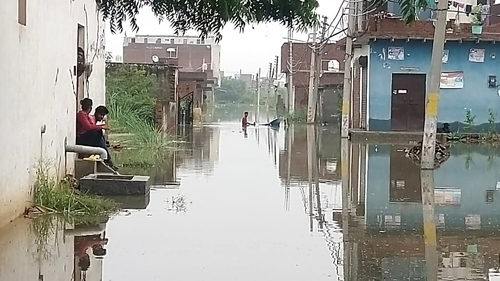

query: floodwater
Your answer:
[3,107,500,280]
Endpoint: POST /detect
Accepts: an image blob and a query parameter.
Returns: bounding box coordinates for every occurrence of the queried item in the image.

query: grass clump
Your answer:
[106,64,168,148]
[33,167,119,218]
[285,109,307,123]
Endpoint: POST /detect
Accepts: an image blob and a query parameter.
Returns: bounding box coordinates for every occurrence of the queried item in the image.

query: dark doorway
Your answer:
[389,147,422,203]
[391,74,426,131]
[178,92,194,125]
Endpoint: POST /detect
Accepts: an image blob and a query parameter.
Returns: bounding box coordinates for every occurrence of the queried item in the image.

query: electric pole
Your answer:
[256,68,261,123]
[307,25,318,124]
[341,0,356,138]
[421,0,448,169]
[315,17,328,124]
[287,28,295,115]
[267,62,273,122]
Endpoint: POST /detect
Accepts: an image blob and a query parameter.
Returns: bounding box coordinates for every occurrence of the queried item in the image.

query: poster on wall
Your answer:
[440,71,464,89]
[469,48,485,62]
[387,47,405,61]
[442,50,449,63]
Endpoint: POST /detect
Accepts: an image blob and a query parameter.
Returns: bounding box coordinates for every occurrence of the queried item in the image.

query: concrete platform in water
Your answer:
[80,174,150,196]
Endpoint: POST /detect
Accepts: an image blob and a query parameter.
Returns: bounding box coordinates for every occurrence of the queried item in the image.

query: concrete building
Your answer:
[0,1,106,227]
[280,41,345,120]
[349,2,500,132]
[123,35,221,85]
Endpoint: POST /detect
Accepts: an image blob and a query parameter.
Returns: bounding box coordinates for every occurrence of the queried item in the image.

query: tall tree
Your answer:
[96,0,319,40]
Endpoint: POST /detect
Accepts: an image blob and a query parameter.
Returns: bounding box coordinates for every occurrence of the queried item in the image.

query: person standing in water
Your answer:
[241,111,255,128]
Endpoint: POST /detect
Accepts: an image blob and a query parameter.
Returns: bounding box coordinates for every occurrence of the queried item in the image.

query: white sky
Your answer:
[105,0,341,76]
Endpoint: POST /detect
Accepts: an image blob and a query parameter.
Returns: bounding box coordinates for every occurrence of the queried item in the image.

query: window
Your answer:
[156,38,162,44]
[170,38,175,44]
[183,39,188,44]
[166,47,178,58]
[18,0,26,25]
[130,38,136,43]
[325,60,340,72]
[196,39,201,44]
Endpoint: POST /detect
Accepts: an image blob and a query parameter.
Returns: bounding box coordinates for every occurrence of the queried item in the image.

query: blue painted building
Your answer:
[363,144,500,231]
[367,39,500,131]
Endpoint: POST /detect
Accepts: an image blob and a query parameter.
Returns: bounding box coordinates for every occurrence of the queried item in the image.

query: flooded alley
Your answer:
[3,108,500,280]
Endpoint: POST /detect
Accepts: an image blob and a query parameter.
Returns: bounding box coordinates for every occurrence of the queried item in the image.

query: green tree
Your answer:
[96,0,319,39]
[216,77,253,104]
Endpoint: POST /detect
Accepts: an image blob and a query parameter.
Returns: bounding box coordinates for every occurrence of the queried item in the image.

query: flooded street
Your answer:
[3,108,500,280]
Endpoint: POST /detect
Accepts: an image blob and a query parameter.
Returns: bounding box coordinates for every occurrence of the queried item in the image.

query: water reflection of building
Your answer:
[178,126,220,173]
[344,143,500,280]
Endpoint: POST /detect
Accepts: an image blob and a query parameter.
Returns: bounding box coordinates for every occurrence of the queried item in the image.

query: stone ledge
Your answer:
[80,174,150,196]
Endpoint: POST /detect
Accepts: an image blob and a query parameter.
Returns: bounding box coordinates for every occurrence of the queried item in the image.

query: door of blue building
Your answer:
[391,74,426,131]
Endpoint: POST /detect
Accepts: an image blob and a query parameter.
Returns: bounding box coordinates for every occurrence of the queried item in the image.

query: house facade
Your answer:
[0,1,106,227]
[351,17,500,132]
[123,35,221,116]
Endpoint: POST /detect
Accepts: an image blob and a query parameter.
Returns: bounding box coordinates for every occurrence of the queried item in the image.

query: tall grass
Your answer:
[33,166,119,217]
[106,65,168,148]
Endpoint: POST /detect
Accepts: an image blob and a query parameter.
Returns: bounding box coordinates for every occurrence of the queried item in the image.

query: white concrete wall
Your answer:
[0,1,106,227]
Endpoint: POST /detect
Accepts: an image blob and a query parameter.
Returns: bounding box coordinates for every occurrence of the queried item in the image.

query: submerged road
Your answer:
[5,109,500,280]
[104,122,343,281]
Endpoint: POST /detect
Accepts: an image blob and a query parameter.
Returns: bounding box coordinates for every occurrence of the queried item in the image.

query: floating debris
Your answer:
[404,141,450,168]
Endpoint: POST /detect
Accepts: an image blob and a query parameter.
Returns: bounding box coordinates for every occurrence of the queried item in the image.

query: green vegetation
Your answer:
[33,166,119,218]
[98,0,319,39]
[216,77,255,104]
[285,109,307,123]
[106,64,168,148]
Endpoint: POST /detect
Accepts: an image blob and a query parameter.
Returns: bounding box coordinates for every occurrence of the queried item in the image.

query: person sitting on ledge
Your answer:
[76,98,117,170]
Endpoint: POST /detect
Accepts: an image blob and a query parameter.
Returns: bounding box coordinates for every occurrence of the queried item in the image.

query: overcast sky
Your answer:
[105,0,341,76]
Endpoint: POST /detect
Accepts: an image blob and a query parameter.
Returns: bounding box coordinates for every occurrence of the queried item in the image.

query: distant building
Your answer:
[122,35,221,86]
[235,73,254,88]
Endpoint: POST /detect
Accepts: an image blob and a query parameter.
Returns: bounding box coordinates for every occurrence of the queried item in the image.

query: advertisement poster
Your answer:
[440,71,464,89]
[435,187,461,205]
[442,49,449,63]
[469,48,485,62]
[387,47,404,61]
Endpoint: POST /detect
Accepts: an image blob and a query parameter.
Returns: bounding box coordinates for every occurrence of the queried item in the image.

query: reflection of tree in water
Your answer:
[167,195,192,213]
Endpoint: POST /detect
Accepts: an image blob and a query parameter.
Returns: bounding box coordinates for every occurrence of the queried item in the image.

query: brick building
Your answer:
[123,35,221,119]
[280,41,345,113]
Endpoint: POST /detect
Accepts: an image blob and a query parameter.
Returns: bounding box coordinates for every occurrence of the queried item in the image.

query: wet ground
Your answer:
[3,107,500,280]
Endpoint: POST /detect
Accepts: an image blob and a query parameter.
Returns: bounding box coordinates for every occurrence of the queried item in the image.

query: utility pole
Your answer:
[256,68,261,123]
[267,62,273,122]
[341,0,356,138]
[315,17,328,123]
[306,25,318,124]
[421,0,448,169]
[287,28,295,115]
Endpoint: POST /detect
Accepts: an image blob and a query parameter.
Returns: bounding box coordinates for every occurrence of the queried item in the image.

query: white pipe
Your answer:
[65,144,108,160]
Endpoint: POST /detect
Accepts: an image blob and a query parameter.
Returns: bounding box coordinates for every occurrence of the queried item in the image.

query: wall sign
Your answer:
[440,71,464,89]
[469,48,485,63]
[387,47,404,61]
[442,50,449,63]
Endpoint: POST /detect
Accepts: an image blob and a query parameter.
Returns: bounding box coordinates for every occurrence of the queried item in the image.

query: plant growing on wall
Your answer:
[471,4,483,26]
[488,108,497,137]
[464,109,476,133]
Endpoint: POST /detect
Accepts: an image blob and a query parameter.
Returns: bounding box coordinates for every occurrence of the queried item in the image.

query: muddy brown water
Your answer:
[2,107,500,280]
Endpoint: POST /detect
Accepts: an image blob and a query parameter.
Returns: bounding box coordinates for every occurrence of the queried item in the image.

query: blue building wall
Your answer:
[365,144,500,232]
[368,40,500,131]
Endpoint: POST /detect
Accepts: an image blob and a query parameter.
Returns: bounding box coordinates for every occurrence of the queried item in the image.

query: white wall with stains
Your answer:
[0,1,106,227]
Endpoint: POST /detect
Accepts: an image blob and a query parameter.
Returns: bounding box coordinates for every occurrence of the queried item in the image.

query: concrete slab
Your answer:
[106,194,151,209]
[80,174,150,196]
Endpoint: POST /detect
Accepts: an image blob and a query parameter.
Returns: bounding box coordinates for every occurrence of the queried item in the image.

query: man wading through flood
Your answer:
[241,111,256,138]
[76,98,118,170]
